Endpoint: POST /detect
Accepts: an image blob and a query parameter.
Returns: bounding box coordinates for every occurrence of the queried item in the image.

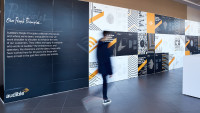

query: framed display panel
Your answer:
[89,3,128,32]
[115,32,138,56]
[185,20,200,36]
[185,36,199,55]
[155,14,185,35]
[147,53,155,74]
[3,0,89,103]
[138,55,147,76]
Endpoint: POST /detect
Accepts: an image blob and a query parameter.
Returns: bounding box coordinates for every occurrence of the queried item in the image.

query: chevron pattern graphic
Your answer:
[162,53,169,71]
[138,11,147,33]
[89,74,102,87]
[128,55,138,78]
[89,23,102,31]
[128,9,138,32]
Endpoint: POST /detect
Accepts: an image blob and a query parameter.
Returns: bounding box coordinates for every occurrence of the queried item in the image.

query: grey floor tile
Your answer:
[1,68,200,113]
[33,108,62,113]
[35,99,65,109]
[62,106,88,113]
[18,109,33,113]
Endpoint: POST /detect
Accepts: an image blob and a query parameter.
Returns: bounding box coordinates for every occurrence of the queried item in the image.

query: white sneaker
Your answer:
[103,99,112,105]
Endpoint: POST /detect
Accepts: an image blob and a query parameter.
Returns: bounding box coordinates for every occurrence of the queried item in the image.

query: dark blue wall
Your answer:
[4,0,89,103]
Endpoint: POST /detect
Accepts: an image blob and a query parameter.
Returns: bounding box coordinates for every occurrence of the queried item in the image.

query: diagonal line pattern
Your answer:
[138,59,147,72]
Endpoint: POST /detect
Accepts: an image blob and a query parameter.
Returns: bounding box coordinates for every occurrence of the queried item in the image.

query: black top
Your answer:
[97,40,113,76]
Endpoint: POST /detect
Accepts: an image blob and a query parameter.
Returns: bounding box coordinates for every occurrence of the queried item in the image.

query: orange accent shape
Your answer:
[138,60,147,72]
[89,44,92,48]
[185,25,190,32]
[23,88,29,93]
[128,24,138,30]
[185,40,190,48]
[169,57,175,66]
[89,45,97,53]
[155,20,162,29]
[147,13,155,33]
[89,12,104,24]
[89,41,95,46]
[185,51,190,56]
[155,39,162,50]
[108,38,117,48]
[89,37,97,43]
[89,69,98,80]
[128,10,132,16]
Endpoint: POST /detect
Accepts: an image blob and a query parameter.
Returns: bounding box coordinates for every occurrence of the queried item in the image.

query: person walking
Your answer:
[97,31,113,105]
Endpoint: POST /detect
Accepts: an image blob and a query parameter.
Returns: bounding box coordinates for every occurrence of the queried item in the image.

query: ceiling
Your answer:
[174,0,200,9]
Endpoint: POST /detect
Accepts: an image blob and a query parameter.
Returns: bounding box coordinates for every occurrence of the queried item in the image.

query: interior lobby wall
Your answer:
[81,0,187,19]
[0,0,4,100]
[187,6,200,22]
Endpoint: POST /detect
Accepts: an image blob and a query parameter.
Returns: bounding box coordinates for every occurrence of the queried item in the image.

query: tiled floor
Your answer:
[1,68,200,113]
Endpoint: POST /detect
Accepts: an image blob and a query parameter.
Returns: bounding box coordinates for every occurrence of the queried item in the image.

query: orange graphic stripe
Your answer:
[89,69,98,80]
[89,45,97,53]
[138,60,147,72]
[185,51,190,56]
[89,37,97,43]
[128,10,132,16]
[89,44,92,47]
[169,57,175,66]
[108,38,117,48]
[128,24,138,30]
[155,20,162,29]
[89,12,104,24]
[155,40,162,50]
[185,40,190,48]
[89,41,95,45]
[185,25,190,32]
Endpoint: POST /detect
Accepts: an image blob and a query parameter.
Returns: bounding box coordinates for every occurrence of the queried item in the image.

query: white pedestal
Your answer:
[183,54,200,98]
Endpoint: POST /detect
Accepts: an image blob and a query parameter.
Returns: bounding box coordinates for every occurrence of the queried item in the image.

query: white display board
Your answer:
[183,54,200,98]
[185,20,200,36]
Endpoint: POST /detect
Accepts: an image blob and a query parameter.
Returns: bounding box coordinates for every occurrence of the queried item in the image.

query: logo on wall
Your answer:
[6,88,29,99]
[89,37,98,53]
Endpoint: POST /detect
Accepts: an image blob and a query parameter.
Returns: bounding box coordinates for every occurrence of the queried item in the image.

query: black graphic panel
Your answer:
[116,32,138,56]
[4,0,89,103]
[0,3,3,100]
[155,53,162,73]
[185,36,198,55]
[155,15,185,35]
[138,55,147,76]
[4,0,54,103]
[147,33,155,53]
[147,53,155,74]
[52,0,89,84]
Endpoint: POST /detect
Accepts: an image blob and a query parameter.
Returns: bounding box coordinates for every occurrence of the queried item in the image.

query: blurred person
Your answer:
[97,31,113,105]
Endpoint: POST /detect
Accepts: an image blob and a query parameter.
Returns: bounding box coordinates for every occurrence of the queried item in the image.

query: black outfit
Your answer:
[97,40,113,100]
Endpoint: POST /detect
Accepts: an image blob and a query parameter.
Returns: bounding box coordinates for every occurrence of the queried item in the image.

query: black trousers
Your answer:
[102,75,108,100]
